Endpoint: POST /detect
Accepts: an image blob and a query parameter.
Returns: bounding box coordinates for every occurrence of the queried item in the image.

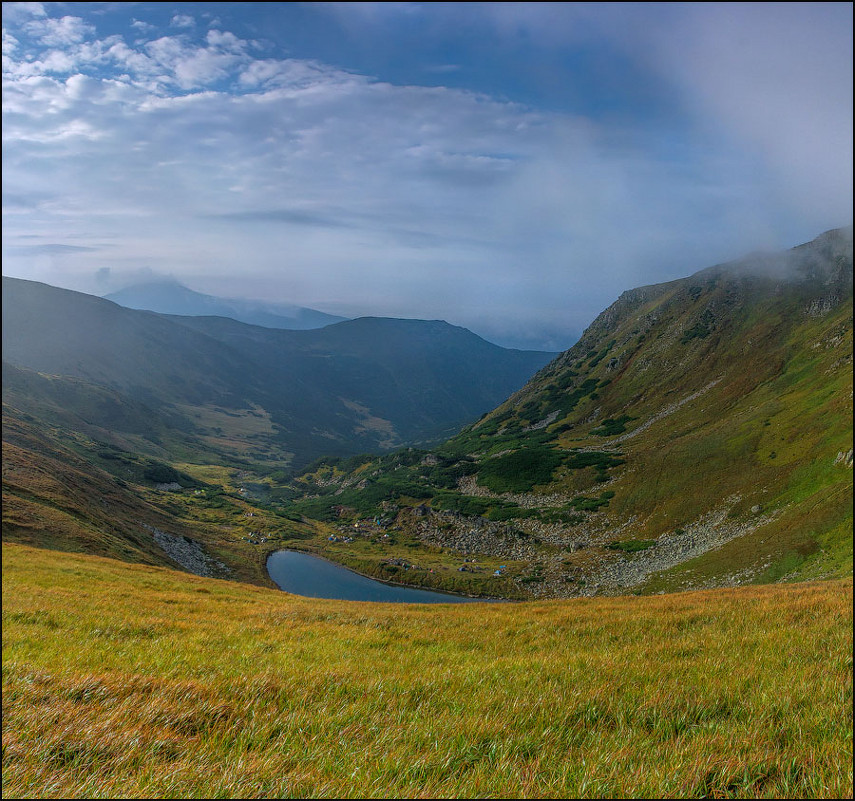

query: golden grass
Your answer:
[3,543,851,798]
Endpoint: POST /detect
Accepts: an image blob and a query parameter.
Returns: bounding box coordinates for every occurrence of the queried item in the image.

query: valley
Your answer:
[3,5,851,796]
[2,228,852,601]
[2,227,852,799]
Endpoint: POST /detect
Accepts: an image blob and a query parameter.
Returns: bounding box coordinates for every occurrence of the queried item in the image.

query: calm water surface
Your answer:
[267,550,493,603]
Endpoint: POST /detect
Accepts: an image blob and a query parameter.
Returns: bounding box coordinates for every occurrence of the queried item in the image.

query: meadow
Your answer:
[3,543,851,798]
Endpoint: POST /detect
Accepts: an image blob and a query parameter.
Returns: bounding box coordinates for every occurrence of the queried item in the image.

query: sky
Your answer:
[2,2,852,350]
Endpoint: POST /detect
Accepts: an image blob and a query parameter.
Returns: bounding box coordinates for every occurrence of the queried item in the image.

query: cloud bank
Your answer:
[2,3,851,349]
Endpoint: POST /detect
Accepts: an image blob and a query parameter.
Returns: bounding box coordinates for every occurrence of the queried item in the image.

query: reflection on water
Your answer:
[267,550,494,603]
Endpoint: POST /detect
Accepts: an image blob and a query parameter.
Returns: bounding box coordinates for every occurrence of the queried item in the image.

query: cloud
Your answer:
[208,208,354,229]
[1,3,47,23]
[651,3,853,230]
[1,4,851,349]
[170,14,196,29]
[3,243,100,255]
[205,29,246,51]
[3,29,20,56]
[24,15,95,46]
[130,19,157,33]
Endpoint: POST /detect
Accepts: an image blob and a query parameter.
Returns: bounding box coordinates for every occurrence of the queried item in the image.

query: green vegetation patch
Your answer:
[588,339,617,369]
[142,461,198,487]
[567,490,616,512]
[289,473,434,522]
[591,415,636,437]
[420,456,478,489]
[432,492,493,517]
[477,447,565,493]
[681,309,715,343]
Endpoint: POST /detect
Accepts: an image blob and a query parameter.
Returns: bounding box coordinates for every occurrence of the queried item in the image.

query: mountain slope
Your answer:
[2,229,850,599]
[165,314,557,444]
[282,227,853,595]
[2,278,556,467]
[1,407,188,568]
[104,279,347,330]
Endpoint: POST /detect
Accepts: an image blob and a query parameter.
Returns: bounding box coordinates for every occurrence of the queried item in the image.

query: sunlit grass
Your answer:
[3,543,851,798]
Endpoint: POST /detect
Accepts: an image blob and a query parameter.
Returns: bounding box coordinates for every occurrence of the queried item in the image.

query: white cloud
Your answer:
[24,15,95,46]
[205,29,245,51]
[651,3,853,231]
[130,19,157,33]
[3,29,20,55]
[170,14,195,29]
[1,3,47,23]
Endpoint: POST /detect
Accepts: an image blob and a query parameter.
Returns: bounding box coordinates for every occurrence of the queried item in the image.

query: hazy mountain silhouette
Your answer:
[105,279,347,330]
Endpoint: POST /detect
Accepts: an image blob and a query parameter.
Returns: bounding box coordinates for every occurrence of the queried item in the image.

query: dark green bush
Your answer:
[143,462,181,484]
[591,415,635,437]
[433,493,493,517]
[607,539,656,553]
[567,490,616,512]
[477,447,564,493]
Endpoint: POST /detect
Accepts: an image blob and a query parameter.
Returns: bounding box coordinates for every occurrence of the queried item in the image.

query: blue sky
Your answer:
[2,2,852,350]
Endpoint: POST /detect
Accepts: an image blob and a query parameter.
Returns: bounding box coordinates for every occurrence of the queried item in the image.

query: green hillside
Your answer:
[1,229,851,600]
[278,228,853,596]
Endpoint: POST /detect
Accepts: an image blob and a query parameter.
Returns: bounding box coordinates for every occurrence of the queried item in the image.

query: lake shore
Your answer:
[266,547,510,602]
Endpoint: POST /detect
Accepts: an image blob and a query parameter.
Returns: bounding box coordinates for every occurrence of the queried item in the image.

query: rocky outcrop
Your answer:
[142,524,230,578]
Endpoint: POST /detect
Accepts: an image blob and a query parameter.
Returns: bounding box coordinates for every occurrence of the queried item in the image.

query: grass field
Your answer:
[2,543,851,798]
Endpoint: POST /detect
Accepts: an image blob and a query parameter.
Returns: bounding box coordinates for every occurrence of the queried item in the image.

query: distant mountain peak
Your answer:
[104,280,348,331]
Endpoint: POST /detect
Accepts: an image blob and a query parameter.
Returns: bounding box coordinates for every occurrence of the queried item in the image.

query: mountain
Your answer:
[2,228,851,600]
[281,227,853,596]
[2,278,557,467]
[104,279,347,330]
[163,314,558,446]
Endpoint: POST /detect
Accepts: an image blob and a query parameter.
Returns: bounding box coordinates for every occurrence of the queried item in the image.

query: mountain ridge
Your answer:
[2,277,557,468]
[2,227,851,600]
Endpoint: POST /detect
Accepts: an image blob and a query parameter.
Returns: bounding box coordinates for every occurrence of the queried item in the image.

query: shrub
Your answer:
[588,340,616,369]
[567,490,616,512]
[477,447,564,493]
[143,462,181,485]
[433,493,493,517]
[591,415,635,437]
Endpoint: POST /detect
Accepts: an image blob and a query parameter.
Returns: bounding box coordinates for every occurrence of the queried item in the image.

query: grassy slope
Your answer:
[0,408,286,587]
[282,231,852,594]
[1,410,184,569]
[3,543,851,799]
[509,247,854,588]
